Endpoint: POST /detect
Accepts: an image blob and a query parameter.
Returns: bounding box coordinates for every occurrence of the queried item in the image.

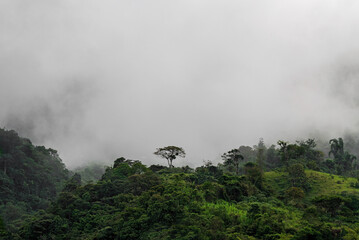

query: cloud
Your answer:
[1,0,359,168]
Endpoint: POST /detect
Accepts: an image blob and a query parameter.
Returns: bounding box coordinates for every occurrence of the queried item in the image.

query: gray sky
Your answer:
[1,0,359,168]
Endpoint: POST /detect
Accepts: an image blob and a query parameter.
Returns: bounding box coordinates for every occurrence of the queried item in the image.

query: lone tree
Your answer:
[222,148,244,175]
[154,146,186,168]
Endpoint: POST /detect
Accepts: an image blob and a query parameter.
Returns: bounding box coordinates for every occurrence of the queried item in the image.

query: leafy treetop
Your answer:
[154,146,185,168]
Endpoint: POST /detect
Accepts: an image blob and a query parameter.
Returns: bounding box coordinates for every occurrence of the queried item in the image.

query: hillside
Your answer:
[0,128,69,231]
[266,170,359,201]
[6,158,359,240]
[2,133,359,239]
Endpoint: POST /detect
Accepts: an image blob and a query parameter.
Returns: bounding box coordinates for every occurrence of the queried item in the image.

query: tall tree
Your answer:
[255,138,266,170]
[329,138,344,160]
[329,138,357,174]
[222,148,244,175]
[154,146,185,168]
[277,140,289,167]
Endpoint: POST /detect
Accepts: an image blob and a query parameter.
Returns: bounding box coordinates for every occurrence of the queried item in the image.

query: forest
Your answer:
[2,128,359,239]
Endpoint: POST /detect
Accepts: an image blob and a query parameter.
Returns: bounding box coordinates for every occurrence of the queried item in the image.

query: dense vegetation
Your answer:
[2,129,359,239]
[0,128,69,233]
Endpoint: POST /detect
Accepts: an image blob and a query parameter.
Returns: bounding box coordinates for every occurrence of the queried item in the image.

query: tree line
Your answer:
[2,127,359,239]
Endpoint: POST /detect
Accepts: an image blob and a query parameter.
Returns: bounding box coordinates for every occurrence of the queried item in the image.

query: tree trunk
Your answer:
[4,159,6,175]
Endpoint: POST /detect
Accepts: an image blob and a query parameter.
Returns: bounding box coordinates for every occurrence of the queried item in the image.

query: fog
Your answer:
[1,0,359,168]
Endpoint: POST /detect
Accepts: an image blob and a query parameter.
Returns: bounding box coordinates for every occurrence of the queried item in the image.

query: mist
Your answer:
[1,0,359,168]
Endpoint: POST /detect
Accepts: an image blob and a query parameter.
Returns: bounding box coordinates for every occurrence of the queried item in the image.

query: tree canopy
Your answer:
[154,146,185,168]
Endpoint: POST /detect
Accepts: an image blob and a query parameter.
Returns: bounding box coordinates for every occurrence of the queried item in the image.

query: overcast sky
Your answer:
[1,0,359,168]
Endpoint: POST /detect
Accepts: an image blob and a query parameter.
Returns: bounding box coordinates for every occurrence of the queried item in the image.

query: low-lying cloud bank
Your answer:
[1,0,359,168]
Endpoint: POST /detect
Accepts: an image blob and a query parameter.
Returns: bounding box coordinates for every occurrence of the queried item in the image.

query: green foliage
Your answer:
[197,181,225,202]
[245,202,286,238]
[101,157,147,181]
[193,161,223,184]
[0,128,69,228]
[313,195,346,217]
[15,156,359,239]
[63,173,82,192]
[285,187,305,204]
[329,138,357,175]
[149,164,167,173]
[0,216,8,237]
[244,162,264,189]
[219,175,256,202]
[277,139,324,170]
[287,163,309,190]
[5,135,359,239]
[292,224,338,240]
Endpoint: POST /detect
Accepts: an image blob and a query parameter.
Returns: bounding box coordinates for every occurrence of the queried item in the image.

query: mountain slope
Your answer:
[265,170,359,200]
[0,128,69,228]
[13,159,359,240]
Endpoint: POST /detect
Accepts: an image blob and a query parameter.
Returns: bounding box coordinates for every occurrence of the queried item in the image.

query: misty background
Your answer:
[1,0,359,168]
